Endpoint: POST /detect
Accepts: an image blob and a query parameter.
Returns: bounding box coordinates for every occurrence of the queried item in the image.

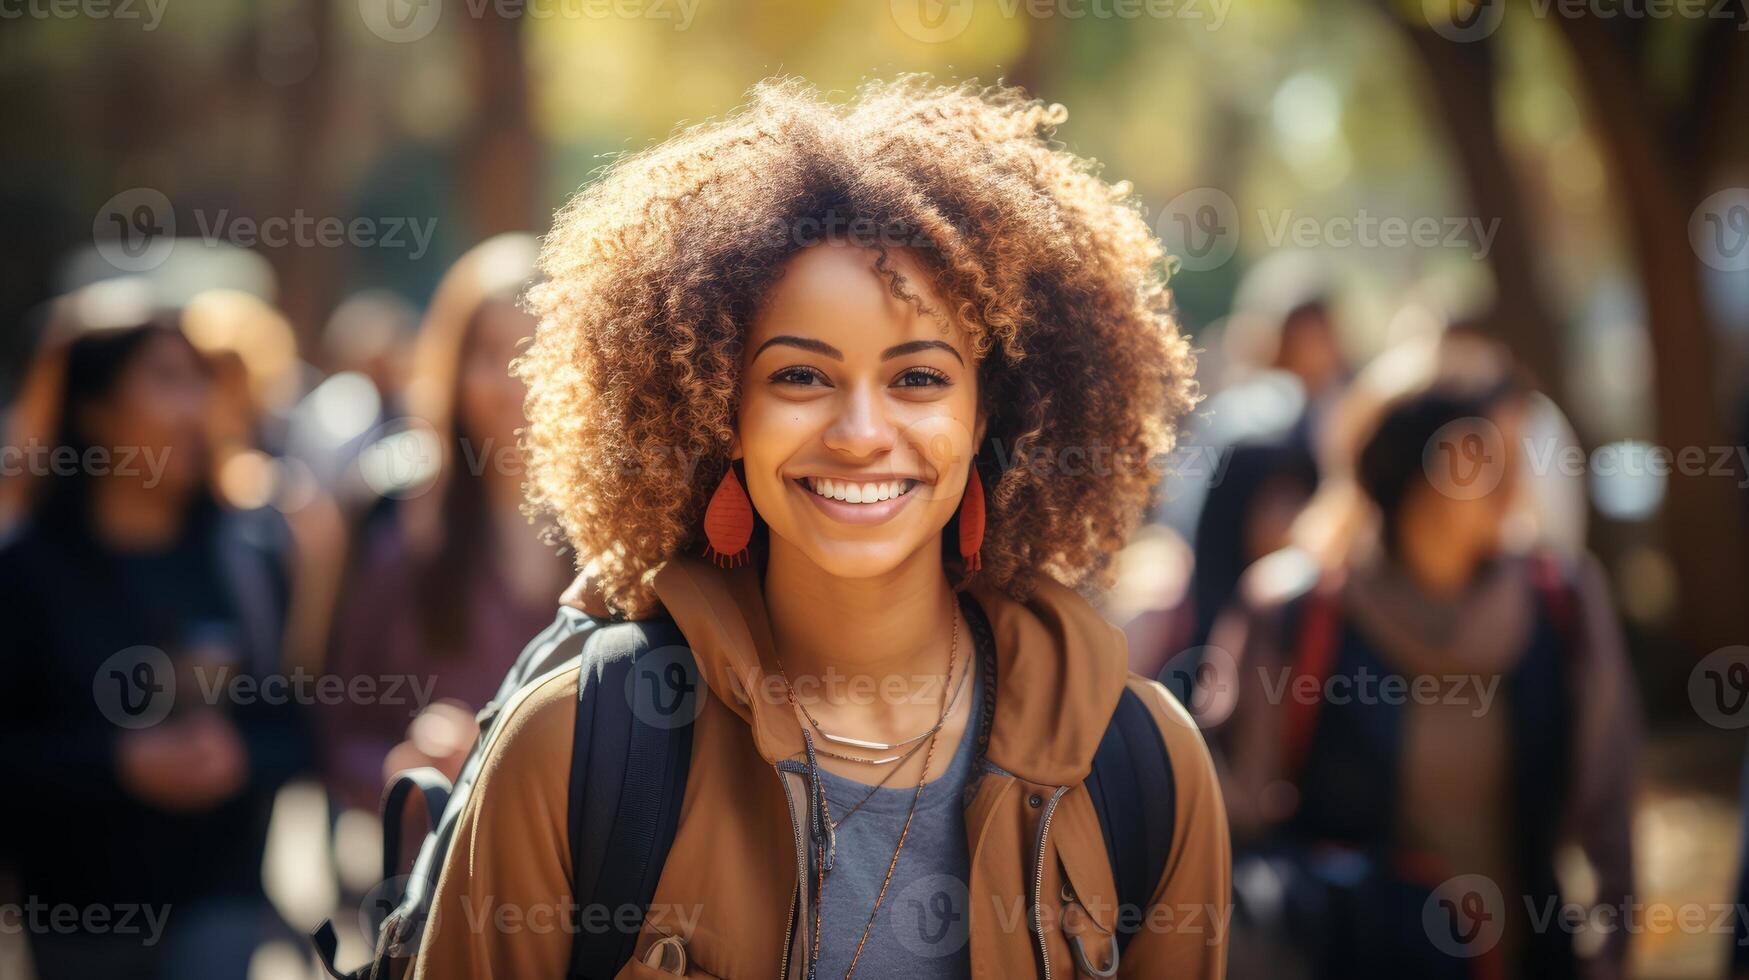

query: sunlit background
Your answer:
[4,0,1749,976]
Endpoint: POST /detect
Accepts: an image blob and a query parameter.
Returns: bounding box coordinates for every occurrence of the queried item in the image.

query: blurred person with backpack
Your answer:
[1204,333,1639,980]
[1160,259,1346,703]
[0,279,311,980]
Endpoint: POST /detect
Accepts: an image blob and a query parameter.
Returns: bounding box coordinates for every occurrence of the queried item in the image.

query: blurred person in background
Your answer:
[1159,260,1345,701]
[182,288,348,674]
[321,233,569,814]
[0,280,311,980]
[284,289,420,525]
[1204,332,1639,980]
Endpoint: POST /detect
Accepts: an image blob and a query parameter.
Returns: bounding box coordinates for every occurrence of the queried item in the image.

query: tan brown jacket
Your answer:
[413,557,1229,979]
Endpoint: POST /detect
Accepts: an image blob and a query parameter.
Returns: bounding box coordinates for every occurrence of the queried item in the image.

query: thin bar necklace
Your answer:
[787,608,961,980]
[777,611,962,754]
[804,653,970,765]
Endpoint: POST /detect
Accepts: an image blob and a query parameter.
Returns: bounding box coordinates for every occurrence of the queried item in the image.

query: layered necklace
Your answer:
[775,609,962,980]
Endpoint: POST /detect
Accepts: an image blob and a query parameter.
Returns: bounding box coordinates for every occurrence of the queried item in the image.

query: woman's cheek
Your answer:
[898,412,976,506]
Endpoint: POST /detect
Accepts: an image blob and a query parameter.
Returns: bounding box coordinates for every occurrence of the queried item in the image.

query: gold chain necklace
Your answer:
[782,608,961,980]
[802,655,970,766]
[787,617,966,754]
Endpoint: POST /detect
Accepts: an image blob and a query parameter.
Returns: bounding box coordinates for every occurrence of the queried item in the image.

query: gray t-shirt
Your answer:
[808,667,984,979]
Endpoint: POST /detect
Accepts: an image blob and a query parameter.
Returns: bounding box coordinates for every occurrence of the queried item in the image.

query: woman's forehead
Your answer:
[747,242,968,358]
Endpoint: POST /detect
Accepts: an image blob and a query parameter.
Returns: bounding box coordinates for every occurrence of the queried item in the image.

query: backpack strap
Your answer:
[567,619,696,979]
[1279,580,1342,782]
[1526,550,1583,658]
[1084,687,1178,956]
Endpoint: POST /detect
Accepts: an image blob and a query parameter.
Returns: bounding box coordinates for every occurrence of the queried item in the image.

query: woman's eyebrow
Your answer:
[881,339,963,364]
[751,335,843,360]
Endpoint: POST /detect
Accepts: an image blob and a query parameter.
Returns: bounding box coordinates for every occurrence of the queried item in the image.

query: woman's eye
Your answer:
[894,367,950,388]
[770,365,828,386]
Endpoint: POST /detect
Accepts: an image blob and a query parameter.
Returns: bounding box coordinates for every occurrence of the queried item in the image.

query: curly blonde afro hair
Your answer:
[519,76,1199,617]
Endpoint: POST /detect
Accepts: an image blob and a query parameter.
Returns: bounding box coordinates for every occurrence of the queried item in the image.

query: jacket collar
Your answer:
[636,556,1130,787]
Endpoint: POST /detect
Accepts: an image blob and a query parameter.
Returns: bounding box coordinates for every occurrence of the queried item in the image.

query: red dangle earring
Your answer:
[958,462,985,572]
[702,465,754,568]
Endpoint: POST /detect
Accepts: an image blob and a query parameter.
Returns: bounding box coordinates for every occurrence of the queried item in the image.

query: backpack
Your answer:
[314,601,1178,979]
[1229,550,1582,980]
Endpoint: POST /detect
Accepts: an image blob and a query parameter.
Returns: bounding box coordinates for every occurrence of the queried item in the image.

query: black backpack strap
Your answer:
[567,619,696,979]
[1084,686,1177,955]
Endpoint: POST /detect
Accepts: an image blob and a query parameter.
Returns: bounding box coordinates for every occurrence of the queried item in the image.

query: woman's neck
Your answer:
[90,477,189,551]
[761,536,960,700]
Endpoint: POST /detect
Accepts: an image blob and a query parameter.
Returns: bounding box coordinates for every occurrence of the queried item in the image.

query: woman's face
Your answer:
[737,242,983,581]
[458,299,535,456]
[82,330,211,495]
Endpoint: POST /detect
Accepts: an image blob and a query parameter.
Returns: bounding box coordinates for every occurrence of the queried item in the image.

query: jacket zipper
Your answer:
[777,768,808,980]
[1030,785,1070,980]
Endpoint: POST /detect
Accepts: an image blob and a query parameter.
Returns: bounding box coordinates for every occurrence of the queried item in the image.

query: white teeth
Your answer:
[806,478,914,503]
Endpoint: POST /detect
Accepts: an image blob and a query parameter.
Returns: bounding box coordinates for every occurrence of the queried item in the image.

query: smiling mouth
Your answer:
[798,476,919,504]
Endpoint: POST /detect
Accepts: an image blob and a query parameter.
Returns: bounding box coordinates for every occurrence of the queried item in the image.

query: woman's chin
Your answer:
[774,532,941,584]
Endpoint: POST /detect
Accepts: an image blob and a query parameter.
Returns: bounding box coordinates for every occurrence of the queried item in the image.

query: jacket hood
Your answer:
[566,556,1132,787]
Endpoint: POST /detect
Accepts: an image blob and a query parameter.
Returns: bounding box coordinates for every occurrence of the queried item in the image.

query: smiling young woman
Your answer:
[410,77,1227,979]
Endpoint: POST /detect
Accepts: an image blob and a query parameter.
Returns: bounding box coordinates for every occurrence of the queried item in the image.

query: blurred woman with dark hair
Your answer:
[0,279,309,980]
[1206,333,1640,980]
[322,234,570,813]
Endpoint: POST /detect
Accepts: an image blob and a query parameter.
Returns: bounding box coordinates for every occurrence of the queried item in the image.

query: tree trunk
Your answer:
[459,12,540,238]
[1392,19,1571,414]
[1551,12,1749,654]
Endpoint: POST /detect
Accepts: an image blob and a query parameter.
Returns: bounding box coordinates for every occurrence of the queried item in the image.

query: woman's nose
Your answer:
[822,383,895,459]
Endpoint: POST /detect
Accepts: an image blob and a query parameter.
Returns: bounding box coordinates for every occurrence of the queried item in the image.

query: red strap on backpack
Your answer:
[1279,579,1343,783]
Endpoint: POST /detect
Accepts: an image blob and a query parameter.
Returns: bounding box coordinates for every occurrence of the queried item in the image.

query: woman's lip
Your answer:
[791,477,920,526]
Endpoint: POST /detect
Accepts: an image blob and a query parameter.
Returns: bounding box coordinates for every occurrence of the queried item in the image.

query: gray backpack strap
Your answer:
[313,607,603,980]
